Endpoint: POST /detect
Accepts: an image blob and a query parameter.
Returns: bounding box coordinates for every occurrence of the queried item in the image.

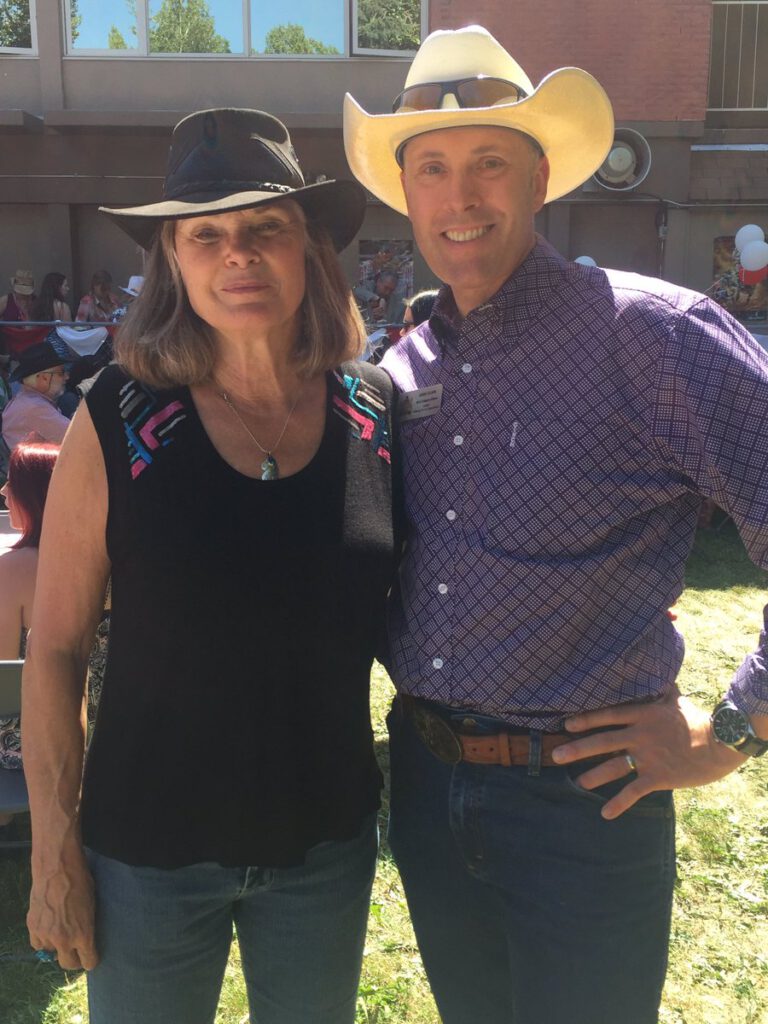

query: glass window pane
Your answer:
[250,0,344,56]
[355,0,420,53]
[68,0,140,51]
[0,0,33,49]
[148,0,242,54]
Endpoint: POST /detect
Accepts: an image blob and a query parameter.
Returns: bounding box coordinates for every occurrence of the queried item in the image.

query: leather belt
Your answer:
[400,694,617,771]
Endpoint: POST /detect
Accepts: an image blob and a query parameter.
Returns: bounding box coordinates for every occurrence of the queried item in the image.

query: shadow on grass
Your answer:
[0,816,83,1024]
[685,519,768,591]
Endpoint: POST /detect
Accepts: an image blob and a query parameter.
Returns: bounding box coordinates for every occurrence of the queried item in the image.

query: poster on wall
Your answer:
[709,236,768,322]
[355,240,414,329]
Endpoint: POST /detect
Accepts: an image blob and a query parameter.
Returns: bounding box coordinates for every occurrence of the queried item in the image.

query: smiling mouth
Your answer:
[443,226,493,243]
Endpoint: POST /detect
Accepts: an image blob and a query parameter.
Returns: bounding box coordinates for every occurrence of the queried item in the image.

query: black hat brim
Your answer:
[100,178,366,253]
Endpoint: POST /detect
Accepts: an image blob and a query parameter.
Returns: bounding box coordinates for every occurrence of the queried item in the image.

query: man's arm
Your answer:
[31,399,71,444]
[22,403,110,969]
[555,298,768,815]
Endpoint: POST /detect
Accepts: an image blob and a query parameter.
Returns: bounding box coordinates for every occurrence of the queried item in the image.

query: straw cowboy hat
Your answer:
[101,108,366,252]
[10,270,35,296]
[343,25,614,215]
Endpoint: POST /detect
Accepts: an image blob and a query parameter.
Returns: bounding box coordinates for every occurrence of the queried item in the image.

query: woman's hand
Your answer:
[28,844,99,970]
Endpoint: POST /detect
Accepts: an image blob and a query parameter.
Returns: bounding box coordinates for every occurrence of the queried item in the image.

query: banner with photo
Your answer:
[355,240,414,328]
[710,236,768,322]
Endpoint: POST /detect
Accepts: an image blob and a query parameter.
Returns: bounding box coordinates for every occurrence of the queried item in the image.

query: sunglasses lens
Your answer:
[456,79,524,107]
[393,84,446,113]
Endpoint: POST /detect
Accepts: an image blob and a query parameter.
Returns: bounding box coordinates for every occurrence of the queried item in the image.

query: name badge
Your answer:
[399,384,443,422]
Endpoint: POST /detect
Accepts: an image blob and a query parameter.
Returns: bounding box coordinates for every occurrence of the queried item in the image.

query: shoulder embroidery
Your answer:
[118,378,187,479]
[331,370,391,463]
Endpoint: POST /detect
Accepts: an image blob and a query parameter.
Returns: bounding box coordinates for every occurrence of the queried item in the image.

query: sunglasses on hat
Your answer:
[392,76,527,114]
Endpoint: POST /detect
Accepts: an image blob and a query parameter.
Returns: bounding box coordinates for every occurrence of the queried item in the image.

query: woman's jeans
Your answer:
[387,699,676,1024]
[86,815,378,1024]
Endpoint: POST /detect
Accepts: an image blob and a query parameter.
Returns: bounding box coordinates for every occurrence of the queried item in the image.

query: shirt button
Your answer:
[453,435,464,446]
[438,583,448,594]
[446,509,457,521]
[432,657,444,669]
[462,363,473,374]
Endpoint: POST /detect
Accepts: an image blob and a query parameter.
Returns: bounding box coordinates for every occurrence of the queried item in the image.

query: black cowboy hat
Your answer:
[100,108,366,253]
[10,340,70,382]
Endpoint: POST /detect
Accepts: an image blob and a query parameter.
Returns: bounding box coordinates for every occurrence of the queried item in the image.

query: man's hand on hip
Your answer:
[551,688,746,819]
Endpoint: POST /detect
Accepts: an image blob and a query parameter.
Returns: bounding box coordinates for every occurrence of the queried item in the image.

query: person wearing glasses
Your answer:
[1,340,71,451]
[344,25,768,1024]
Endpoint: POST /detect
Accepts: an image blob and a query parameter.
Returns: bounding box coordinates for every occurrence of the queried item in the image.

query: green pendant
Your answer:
[261,454,279,481]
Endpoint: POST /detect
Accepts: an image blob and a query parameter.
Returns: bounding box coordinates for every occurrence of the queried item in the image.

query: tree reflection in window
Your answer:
[0,0,32,48]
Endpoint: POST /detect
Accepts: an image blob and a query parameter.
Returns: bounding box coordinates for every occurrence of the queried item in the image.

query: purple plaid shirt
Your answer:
[382,238,768,729]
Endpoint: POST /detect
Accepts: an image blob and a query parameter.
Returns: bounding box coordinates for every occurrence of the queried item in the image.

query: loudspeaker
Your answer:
[592,129,652,191]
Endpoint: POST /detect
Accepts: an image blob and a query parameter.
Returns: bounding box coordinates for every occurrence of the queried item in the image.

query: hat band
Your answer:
[164,179,298,201]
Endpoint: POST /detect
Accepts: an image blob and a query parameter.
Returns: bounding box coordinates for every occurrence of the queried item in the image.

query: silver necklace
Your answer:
[219,386,301,481]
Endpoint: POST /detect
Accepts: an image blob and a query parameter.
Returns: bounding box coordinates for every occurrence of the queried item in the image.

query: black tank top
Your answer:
[83,361,398,867]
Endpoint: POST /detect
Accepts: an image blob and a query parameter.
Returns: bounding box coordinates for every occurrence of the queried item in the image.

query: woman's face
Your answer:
[400,306,415,337]
[173,202,307,340]
[60,278,69,299]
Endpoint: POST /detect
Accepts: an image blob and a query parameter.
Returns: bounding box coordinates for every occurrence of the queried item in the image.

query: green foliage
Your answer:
[108,25,129,49]
[0,0,31,48]
[149,0,230,53]
[356,0,420,52]
[70,0,82,44]
[262,22,338,55]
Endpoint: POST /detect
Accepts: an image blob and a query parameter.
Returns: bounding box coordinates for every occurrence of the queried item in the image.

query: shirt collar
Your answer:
[428,235,571,352]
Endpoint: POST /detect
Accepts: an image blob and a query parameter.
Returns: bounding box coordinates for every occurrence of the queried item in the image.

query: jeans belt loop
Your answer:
[527,729,543,777]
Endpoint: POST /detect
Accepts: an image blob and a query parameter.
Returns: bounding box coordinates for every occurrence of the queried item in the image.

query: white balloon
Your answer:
[740,239,768,271]
[735,224,765,252]
[574,255,597,267]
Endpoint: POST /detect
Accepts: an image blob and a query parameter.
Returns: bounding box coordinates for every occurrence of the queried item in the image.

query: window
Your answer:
[0,0,36,53]
[709,1,768,111]
[63,0,424,56]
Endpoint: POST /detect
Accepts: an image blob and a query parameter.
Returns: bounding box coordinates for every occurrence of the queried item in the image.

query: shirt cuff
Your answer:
[726,609,768,716]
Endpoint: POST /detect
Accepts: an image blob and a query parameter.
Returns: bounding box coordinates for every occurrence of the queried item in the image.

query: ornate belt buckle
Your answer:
[412,705,463,764]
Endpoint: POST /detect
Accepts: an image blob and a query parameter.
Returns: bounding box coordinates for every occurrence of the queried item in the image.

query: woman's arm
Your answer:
[22,402,110,970]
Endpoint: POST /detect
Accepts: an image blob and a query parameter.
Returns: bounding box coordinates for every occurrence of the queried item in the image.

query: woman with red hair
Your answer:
[0,443,108,826]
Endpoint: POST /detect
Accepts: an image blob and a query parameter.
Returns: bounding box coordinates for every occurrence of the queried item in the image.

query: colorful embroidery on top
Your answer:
[331,371,391,463]
[119,379,187,479]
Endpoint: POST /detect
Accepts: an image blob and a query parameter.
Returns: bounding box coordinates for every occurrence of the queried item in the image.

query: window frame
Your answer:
[351,0,427,57]
[0,0,38,55]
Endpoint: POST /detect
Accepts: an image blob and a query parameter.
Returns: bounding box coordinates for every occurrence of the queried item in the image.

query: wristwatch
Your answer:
[711,699,768,757]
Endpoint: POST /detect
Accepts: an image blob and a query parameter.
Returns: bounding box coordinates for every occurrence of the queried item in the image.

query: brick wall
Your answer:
[429,0,712,122]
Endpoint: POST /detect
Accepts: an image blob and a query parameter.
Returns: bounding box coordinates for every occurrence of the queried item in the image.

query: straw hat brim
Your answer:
[344,67,614,215]
[100,178,366,253]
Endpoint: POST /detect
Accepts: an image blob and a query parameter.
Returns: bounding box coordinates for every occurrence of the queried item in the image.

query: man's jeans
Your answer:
[387,699,676,1024]
[85,815,378,1024]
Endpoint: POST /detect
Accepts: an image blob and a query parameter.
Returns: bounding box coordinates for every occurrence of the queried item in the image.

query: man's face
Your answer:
[375,274,397,299]
[34,366,68,400]
[400,126,549,316]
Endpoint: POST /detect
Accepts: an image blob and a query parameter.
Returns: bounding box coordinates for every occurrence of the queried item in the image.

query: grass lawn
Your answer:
[1,522,766,1023]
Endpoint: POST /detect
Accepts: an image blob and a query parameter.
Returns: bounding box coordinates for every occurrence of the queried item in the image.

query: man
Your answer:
[354,269,400,327]
[2,340,71,451]
[343,25,768,1024]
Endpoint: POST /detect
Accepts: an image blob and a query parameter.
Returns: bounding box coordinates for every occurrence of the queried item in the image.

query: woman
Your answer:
[0,269,35,322]
[401,288,439,336]
[24,108,398,1024]
[32,272,71,322]
[0,442,108,823]
[75,270,118,322]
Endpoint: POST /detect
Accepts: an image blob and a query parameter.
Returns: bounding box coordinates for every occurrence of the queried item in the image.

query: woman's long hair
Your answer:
[115,209,366,389]
[7,442,60,549]
[31,272,66,322]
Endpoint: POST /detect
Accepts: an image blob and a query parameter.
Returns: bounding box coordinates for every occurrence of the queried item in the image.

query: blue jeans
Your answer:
[85,815,378,1024]
[387,700,676,1024]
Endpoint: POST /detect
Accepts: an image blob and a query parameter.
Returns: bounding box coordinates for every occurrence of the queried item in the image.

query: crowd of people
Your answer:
[0,23,766,1024]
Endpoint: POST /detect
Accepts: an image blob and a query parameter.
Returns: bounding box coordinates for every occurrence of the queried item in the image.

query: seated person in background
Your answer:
[76,270,119,323]
[1,341,72,451]
[400,289,439,337]
[354,270,399,327]
[32,272,71,323]
[0,442,108,827]
[0,270,36,323]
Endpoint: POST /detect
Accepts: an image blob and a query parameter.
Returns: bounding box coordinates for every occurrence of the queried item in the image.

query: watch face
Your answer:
[713,706,750,746]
